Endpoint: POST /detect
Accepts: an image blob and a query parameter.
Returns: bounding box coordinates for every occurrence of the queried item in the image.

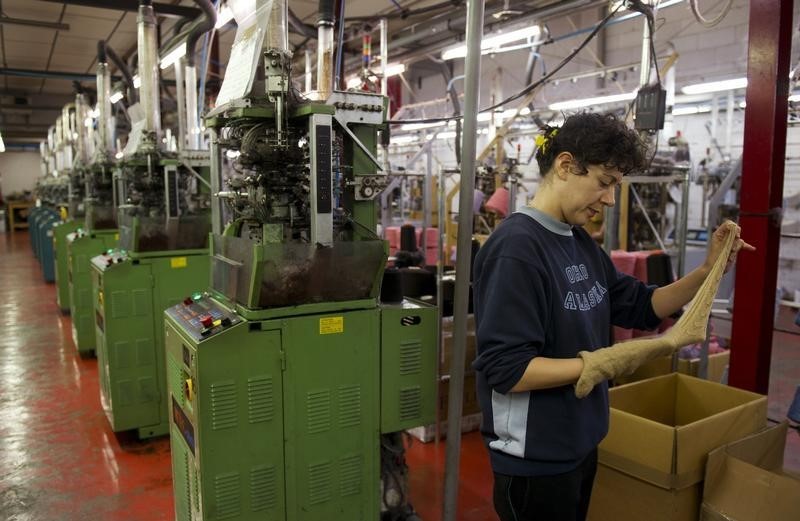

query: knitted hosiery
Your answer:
[574,223,736,398]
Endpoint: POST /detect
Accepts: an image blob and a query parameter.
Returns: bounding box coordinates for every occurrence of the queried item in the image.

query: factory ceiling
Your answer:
[0,0,578,143]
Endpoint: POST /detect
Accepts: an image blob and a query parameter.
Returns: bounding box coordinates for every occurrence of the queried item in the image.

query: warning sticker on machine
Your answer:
[319,316,344,335]
[170,257,188,268]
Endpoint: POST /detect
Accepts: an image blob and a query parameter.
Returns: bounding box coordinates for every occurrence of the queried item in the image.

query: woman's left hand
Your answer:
[704,220,756,274]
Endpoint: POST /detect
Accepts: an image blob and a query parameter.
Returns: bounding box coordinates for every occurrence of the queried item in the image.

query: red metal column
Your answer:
[729,0,793,393]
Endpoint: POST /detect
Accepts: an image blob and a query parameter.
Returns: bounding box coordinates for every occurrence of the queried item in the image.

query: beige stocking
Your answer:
[574,224,736,398]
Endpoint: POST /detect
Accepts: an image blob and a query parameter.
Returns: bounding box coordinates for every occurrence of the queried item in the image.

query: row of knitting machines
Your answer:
[29,1,436,520]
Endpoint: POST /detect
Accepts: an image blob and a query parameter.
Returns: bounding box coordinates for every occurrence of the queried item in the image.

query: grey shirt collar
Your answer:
[515,206,573,236]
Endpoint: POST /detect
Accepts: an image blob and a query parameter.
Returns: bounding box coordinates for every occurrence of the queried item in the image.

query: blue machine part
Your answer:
[38,215,60,282]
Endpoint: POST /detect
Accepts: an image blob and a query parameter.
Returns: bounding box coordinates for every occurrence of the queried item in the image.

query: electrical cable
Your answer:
[689,0,734,28]
[387,2,626,125]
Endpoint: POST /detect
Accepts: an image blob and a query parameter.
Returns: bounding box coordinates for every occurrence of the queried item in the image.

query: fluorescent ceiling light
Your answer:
[215,5,234,28]
[160,42,186,70]
[385,62,406,77]
[681,78,747,95]
[0,132,5,153]
[400,121,447,132]
[109,91,124,104]
[672,105,711,116]
[133,75,141,88]
[789,94,800,102]
[442,25,541,60]
[548,92,636,111]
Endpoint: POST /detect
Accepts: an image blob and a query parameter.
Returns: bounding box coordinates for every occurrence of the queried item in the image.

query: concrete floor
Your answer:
[1,228,798,520]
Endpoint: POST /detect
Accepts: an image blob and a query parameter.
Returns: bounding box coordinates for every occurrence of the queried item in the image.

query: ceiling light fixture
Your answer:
[548,92,636,111]
[109,91,124,104]
[672,105,711,116]
[0,131,5,153]
[442,25,541,61]
[133,75,141,89]
[681,78,747,95]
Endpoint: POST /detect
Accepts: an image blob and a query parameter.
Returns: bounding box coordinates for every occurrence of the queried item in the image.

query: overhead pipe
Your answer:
[137,0,162,139]
[95,40,114,161]
[184,0,216,149]
[316,0,335,99]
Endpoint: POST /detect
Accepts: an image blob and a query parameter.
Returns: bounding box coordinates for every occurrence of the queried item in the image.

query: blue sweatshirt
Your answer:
[472,207,661,476]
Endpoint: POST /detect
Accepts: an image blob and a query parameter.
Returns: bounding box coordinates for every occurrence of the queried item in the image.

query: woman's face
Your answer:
[558,163,622,226]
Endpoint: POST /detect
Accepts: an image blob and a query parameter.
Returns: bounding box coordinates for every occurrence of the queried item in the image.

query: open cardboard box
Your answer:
[589,373,767,521]
[700,423,800,521]
[615,350,730,386]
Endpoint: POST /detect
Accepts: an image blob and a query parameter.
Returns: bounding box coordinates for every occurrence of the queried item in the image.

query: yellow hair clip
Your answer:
[535,128,558,154]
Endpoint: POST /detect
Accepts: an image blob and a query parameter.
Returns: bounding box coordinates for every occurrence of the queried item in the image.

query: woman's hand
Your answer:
[703,220,756,274]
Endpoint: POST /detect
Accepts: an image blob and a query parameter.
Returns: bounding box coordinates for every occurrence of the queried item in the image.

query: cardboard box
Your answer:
[615,350,730,386]
[441,314,476,374]
[588,373,767,521]
[700,423,800,521]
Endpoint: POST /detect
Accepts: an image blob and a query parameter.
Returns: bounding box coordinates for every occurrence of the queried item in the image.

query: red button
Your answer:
[183,297,193,306]
[200,316,213,328]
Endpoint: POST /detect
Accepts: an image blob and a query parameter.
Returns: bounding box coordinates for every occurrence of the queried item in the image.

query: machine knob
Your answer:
[183,297,193,306]
[200,316,213,328]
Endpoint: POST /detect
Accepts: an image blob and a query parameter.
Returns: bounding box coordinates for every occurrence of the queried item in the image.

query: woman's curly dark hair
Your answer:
[535,112,648,177]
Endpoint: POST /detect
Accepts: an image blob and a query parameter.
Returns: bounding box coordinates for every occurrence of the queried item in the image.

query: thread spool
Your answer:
[400,224,417,251]
[380,268,403,303]
[485,187,509,217]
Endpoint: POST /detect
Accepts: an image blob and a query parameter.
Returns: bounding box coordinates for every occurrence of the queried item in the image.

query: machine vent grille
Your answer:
[339,454,362,497]
[250,465,277,512]
[399,386,422,420]
[247,376,274,424]
[211,381,237,430]
[182,445,192,515]
[214,472,241,519]
[338,385,361,428]
[307,460,332,505]
[306,389,331,434]
[399,341,422,375]
[168,357,184,407]
[191,465,200,517]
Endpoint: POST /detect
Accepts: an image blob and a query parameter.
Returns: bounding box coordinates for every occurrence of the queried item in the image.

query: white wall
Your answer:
[0,151,41,199]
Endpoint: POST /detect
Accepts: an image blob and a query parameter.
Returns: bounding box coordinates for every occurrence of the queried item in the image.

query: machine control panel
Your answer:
[166,294,240,342]
[90,249,130,270]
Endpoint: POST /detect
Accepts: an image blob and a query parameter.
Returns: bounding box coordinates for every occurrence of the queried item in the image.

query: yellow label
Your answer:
[170,257,188,268]
[319,316,344,335]
[114,233,119,241]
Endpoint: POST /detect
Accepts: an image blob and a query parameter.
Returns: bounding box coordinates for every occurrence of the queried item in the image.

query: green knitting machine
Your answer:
[55,94,92,313]
[164,4,436,519]
[90,0,213,439]
[67,167,119,355]
[91,154,211,438]
[66,50,119,355]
